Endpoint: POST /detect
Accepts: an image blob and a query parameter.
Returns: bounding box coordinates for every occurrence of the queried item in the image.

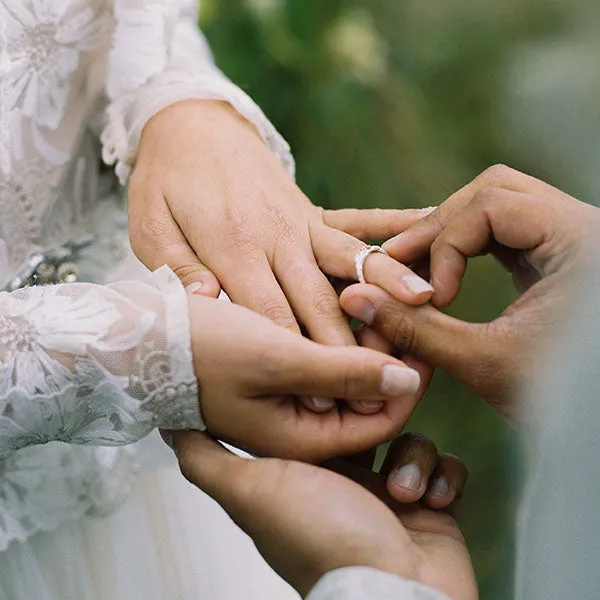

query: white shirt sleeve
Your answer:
[307,567,451,600]
[0,266,203,459]
[101,0,295,185]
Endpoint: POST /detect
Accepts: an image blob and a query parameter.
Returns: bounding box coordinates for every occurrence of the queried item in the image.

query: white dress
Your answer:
[0,2,452,598]
[0,0,298,598]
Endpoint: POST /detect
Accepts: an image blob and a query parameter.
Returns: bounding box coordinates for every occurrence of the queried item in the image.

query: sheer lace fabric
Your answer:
[0,0,294,551]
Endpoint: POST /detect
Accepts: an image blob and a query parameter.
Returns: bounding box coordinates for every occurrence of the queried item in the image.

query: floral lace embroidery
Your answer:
[0,0,292,552]
[0,0,107,174]
[0,267,202,460]
[101,0,295,184]
[0,267,202,550]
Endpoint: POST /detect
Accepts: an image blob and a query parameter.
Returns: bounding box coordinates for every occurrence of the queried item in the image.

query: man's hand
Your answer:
[341,166,600,422]
[170,430,475,599]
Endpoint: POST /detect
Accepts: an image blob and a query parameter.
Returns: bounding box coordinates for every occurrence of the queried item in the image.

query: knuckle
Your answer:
[430,235,445,257]
[341,363,369,398]
[258,299,295,327]
[480,163,518,187]
[222,208,256,250]
[386,309,417,353]
[224,225,255,252]
[399,432,437,456]
[133,215,172,246]
[171,262,207,284]
[310,289,343,319]
[267,209,299,254]
[468,323,512,396]
[176,448,198,485]
[471,186,503,208]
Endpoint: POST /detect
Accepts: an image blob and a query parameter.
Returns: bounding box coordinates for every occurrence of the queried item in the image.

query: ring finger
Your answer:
[312,226,434,306]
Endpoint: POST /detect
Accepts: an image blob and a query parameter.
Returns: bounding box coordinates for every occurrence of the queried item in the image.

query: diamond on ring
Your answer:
[354,245,389,284]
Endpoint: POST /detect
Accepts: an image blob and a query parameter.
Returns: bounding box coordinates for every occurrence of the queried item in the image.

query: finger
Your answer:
[322,207,435,241]
[428,189,552,307]
[423,454,469,511]
[219,252,301,333]
[358,323,436,387]
[252,336,421,402]
[342,449,378,470]
[275,256,385,416]
[381,433,439,503]
[383,164,569,263]
[352,326,412,415]
[171,430,248,506]
[356,326,397,356]
[340,284,490,388]
[129,192,221,297]
[300,396,338,414]
[275,254,355,346]
[223,388,423,463]
[313,226,433,306]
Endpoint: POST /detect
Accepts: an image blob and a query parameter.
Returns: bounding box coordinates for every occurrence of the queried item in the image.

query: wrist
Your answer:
[143,98,262,146]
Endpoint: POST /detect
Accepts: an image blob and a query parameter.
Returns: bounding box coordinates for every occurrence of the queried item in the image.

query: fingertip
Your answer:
[386,464,426,503]
[423,477,455,508]
[346,399,385,415]
[340,284,382,324]
[301,397,337,413]
[185,276,221,299]
[400,274,434,306]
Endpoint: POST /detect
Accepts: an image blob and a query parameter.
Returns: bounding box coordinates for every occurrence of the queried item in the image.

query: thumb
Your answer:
[340,284,502,396]
[171,431,293,541]
[171,430,253,511]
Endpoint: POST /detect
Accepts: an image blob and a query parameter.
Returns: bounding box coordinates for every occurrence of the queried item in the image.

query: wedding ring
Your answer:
[354,245,388,284]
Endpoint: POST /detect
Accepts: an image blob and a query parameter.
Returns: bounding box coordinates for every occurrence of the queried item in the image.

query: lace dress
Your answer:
[0,1,297,598]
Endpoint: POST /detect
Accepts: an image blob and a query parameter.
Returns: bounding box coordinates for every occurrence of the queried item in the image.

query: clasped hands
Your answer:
[131,100,600,599]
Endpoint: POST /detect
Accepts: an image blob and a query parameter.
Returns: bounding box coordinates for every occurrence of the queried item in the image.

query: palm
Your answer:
[239,458,476,599]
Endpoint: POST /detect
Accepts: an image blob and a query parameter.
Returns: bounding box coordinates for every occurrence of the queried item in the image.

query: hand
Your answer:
[187,294,432,462]
[129,100,434,350]
[170,430,475,599]
[341,165,600,422]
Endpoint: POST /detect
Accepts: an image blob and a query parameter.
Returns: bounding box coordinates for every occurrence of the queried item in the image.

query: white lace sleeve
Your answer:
[0,266,203,459]
[101,0,295,185]
[307,567,451,600]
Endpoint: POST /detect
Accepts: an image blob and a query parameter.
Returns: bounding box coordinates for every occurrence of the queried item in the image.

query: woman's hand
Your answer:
[129,100,434,352]
[170,430,475,599]
[341,166,600,422]
[187,294,431,463]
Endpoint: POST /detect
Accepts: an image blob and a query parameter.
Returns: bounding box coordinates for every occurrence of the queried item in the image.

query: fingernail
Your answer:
[402,273,433,296]
[428,477,450,497]
[186,282,204,295]
[392,463,422,491]
[358,400,384,411]
[380,365,421,396]
[311,397,336,410]
[346,297,377,325]
[159,429,175,451]
[419,206,437,215]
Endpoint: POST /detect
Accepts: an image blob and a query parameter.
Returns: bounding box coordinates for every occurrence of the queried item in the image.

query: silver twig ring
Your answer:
[354,245,388,284]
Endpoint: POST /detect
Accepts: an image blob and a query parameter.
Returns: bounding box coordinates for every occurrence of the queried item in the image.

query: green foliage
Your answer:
[198,1,574,597]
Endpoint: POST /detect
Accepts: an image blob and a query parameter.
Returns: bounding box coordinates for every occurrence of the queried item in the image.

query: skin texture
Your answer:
[187,294,433,463]
[341,165,600,423]
[170,430,476,600]
[129,99,434,413]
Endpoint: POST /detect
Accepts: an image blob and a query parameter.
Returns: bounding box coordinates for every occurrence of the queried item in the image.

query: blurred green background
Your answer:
[198,1,600,598]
